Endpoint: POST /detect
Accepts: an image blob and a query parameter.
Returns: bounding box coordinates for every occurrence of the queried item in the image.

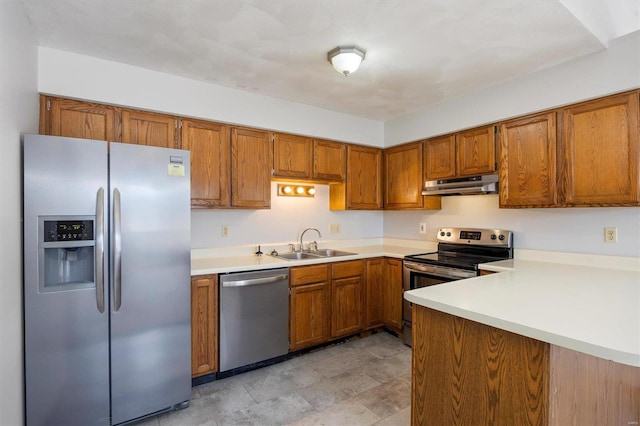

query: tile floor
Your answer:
[139,332,411,426]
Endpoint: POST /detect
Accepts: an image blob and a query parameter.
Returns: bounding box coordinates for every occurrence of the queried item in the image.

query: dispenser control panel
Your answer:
[43,220,94,242]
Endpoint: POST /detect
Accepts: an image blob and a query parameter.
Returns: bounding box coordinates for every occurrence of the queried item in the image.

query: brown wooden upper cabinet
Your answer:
[273,133,313,179]
[499,90,639,208]
[231,127,273,208]
[121,109,177,148]
[384,142,441,210]
[40,96,118,142]
[331,144,383,210]
[424,134,456,179]
[499,112,557,208]
[559,91,639,206]
[424,125,497,180]
[313,139,346,181]
[456,125,497,176]
[180,119,231,208]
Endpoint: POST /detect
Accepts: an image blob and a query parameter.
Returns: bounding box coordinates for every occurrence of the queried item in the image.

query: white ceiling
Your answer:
[21,0,640,121]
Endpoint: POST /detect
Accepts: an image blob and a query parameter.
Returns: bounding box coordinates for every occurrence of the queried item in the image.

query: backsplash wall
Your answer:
[383,195,640,257]
[191,182,383,249]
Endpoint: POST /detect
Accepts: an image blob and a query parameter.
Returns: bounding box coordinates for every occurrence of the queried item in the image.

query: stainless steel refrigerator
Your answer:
[23,134,191,425]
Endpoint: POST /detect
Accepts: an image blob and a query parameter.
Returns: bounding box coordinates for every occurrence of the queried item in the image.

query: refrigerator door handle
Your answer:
[113,187,122,311]
[95,187,105,313]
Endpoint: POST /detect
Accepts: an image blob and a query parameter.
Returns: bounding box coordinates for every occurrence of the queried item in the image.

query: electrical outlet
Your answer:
[419,223,427,234]
[604,227,617,243]
[329,223,341,233]
[222,225,230,238]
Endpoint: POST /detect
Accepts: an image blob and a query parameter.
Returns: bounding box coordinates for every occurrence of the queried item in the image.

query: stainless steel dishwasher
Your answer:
[219,268,289,372]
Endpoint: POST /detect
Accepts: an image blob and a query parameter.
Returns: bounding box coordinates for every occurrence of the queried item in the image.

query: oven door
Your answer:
[402,260,477,346]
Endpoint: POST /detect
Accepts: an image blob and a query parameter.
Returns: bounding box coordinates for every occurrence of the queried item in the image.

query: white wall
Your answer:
[385,31,640,145]
[191,182,383,249]
[383,31,640,258]
[37,48,384,147]
[0,3,38,425]
[384,196,640,257]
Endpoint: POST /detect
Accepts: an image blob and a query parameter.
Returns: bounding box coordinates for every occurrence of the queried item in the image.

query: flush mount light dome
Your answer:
[327,45,366,76]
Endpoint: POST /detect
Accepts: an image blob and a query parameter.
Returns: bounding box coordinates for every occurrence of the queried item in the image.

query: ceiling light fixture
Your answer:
[327,45,366,76]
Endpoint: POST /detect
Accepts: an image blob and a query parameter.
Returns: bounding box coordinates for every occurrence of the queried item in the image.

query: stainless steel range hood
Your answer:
[422,174,498,196]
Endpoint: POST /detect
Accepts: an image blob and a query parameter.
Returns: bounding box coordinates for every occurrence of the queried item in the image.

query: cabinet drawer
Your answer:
[332,260,364,279]
[290,264,329,286]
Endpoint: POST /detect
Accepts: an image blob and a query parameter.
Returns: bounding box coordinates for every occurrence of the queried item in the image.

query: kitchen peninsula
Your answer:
[405,258,640,425]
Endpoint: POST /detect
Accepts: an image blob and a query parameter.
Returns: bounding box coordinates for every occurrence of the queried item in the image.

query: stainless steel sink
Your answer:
[311,249,356,257]
[270,249,356,261]
[273,252,322,260]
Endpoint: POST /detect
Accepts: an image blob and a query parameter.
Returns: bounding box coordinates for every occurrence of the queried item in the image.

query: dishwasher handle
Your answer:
[221,274,289,288]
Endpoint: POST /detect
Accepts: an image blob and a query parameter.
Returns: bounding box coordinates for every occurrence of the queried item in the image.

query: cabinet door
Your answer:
[273,133,312,179]
[181,119,230,208]
[365,258,384,329]
[121,109,177,148]
[456,125,497,176]
[331,276,364,338]
[560,92,639,206]
[231,128,273,208]
[42,96,118,142]
[191,275,218,377]
[499,112,557,208]
[345,145,383,209]
[424,134,456,180]
[383,258,403,331]
[313,139,346,181]
[384,142,424,209]
[290,282,330,351]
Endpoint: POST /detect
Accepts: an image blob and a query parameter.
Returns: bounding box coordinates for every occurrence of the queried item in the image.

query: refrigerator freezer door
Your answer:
[24,135,110,426]
[108,142,191,424]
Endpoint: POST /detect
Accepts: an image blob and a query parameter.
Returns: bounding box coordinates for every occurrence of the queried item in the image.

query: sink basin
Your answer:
[270,249,356,261]
[311,249,356,257]
[273,252,322,260]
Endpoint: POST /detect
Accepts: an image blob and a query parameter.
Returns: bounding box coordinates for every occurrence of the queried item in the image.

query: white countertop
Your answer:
[191,239,437,275]
[405,258,640,367]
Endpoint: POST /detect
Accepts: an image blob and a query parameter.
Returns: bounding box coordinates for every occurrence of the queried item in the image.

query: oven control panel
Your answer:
[437,227,512,247]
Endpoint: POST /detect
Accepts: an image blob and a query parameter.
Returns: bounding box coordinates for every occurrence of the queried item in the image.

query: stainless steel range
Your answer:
[403,227,513,346]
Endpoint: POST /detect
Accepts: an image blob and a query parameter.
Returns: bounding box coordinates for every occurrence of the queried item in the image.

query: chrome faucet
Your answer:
[300,228,322,252]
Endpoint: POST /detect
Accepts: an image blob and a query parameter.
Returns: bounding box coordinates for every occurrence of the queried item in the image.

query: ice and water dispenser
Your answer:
[39,217,95,292]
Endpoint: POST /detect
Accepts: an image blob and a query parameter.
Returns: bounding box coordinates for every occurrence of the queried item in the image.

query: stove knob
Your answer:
[498,234,505,241]
[490,234,497,240]
[440,231,445,237]
[446,232,451,237]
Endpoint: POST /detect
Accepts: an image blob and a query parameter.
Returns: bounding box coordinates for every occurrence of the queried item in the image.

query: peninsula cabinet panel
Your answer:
[382,258,403,331]
[559,92,640,206]
[424,134,456,180]
[412,305,640,426]
[499,112,557,208]
[456,125,497,176]
[180,119,230,208]
[231,128,272,208]
[40,96,118,142]
[332,145,382,210]
[412,306,549,425]
[273,133,313,179]
[384,142,424,209]
[121,109,177,148]
[191,275,218,377]
[313,139,346,181]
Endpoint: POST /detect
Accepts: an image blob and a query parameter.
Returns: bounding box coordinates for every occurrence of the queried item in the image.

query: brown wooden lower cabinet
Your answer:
[412,305,640,425]
[365,258,384,329]
[382,258,403,331]
[191,274,218,377]
[331,260,365,338]
[289,264,330,351]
